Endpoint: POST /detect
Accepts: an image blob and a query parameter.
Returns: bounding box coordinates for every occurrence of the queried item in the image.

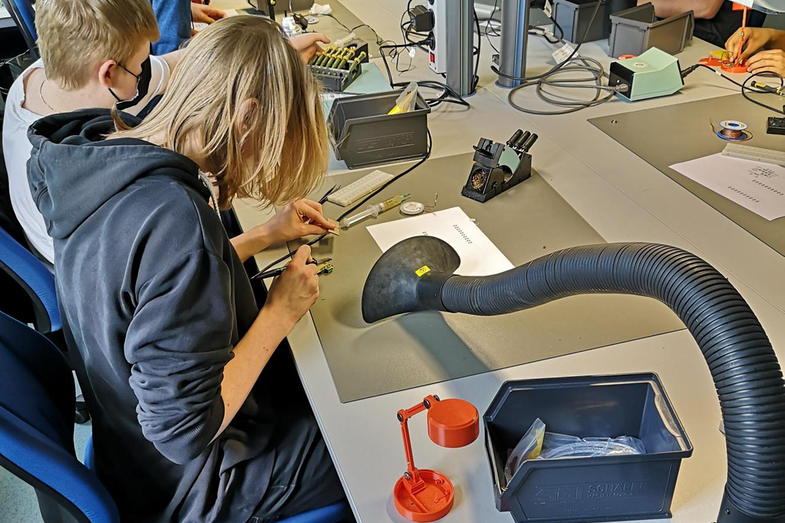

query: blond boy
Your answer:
[3,0,329,265]
[3,0,180,264]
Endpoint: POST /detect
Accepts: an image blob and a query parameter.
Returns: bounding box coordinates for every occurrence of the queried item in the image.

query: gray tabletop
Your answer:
[591,94,785,256]
[305,153,683,403]
[228,1,785,521]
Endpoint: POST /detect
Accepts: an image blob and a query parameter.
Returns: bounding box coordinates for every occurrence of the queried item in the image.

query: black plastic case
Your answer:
[484,373,693,523]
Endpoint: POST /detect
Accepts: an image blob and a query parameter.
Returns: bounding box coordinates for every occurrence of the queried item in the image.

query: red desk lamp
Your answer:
[393,395,479,522]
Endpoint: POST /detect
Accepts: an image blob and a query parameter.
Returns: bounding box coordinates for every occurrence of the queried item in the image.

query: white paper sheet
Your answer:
[366,206,514,276]
[670,153,785,221]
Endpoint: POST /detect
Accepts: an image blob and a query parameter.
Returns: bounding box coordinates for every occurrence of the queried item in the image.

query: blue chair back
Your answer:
[0,227,60,333]
[3,0,38,58]
[0,311,120,523]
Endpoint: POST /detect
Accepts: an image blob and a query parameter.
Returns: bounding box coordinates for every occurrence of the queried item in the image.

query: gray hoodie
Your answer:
[27,109,277,523]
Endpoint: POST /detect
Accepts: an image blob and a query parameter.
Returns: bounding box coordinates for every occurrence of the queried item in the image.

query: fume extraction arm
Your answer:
[362,237,785,523]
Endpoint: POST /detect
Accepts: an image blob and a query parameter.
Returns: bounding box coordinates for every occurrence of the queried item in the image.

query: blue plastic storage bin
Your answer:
[484,373,693,523]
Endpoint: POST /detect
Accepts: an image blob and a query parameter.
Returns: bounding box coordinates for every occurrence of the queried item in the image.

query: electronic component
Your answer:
[308,43,369,92]
[722,143,785,167]
[462,130,537,203]
[281,14,308,36]
[327,170,395,207]
[408,5,434,32]
[609,48,684,102]
[316,261,334,275]
[699,50,748,73]
[768,117,785,135]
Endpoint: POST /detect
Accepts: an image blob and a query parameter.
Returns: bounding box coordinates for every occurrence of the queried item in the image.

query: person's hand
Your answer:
[262,199,337,244]
[289,33,331,63]
[191,3,226,24]
[265,245,320,327]
[725,27,775,63]
[746,49,785,76]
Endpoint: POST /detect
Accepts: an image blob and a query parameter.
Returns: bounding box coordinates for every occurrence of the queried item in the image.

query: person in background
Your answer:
[27,15,342,523]
[151,0,329,60]
[3,0,183,266]
[3,0,331,267]
[151,0,227,55]
[726,26,785,75]
[638,0,766,48]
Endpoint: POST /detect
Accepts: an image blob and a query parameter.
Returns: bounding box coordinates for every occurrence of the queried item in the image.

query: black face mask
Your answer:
[109,56,152,111]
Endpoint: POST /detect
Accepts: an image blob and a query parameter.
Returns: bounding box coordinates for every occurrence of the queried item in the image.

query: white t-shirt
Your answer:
[2,56,170,264]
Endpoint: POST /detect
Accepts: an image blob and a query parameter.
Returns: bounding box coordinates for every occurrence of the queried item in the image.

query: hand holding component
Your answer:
[725,27,774,64]
[289,33,331,63]
[263,199,338,244]
[746,49,785,76]
[191,3,226,23]
[252,257,332,280]
[265,245,320,328]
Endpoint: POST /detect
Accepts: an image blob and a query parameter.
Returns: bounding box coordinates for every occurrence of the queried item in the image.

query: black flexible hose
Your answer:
[436,243,785,521]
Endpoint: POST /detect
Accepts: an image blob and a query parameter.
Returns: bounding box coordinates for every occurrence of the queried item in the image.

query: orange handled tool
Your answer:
[733,2,748,65]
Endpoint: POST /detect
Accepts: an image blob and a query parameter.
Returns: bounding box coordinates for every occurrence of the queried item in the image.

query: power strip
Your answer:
[722,143,785,167]
[327,170,394,207]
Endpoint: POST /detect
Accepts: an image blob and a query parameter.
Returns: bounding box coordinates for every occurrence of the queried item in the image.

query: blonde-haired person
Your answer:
[2,0,331,267]
[726,27,785,76]
[2,0,182,265]
[27,16,343,523]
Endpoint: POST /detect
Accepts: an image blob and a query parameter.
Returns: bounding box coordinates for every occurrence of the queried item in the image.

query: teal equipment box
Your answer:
[608,47,684,101]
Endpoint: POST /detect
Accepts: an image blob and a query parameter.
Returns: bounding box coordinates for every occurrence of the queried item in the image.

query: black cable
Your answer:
[256,130,434,275]
[378,43,471,109]
[472,8,481,91]
[503,0,610,115]
[681,64,785,115]
[742,72,785,115]
[680,63,745,88]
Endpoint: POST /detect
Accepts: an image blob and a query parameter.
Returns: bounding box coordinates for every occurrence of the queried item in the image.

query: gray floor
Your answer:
[0,421,92,523]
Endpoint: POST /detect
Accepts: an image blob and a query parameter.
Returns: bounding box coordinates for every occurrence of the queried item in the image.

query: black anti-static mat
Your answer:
[295,152,685,402]
[591,94,785,256]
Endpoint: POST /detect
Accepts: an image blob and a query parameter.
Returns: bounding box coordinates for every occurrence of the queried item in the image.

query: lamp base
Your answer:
[393,469,454,522]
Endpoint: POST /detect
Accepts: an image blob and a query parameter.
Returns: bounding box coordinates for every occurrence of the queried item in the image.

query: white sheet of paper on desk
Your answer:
[670,153,785,221]
[367,207,514,276]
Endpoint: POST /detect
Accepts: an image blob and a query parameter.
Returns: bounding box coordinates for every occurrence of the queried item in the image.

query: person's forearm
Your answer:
[161,49,186,76]
[769,29,785,51]
[641,0,723,19]
[213,305,294,439]
[229,227,275,263]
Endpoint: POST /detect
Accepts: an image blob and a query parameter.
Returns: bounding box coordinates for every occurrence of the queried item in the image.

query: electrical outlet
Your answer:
[427,0,447,74]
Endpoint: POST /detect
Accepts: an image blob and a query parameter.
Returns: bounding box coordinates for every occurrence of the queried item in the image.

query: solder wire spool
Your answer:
[401,201,425,215]
[717,120,751,141]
